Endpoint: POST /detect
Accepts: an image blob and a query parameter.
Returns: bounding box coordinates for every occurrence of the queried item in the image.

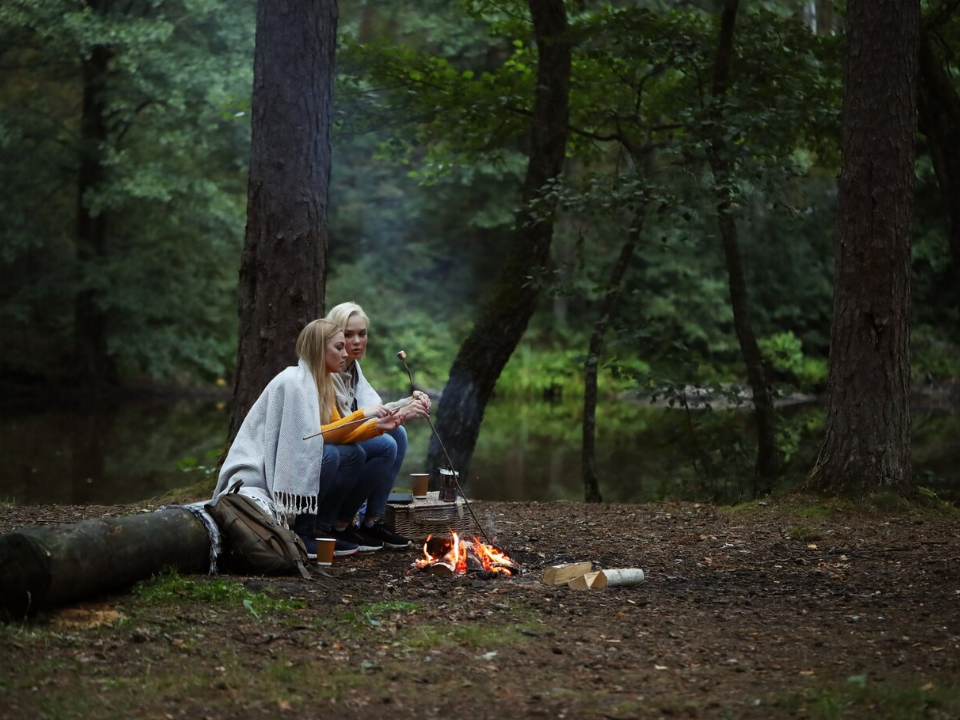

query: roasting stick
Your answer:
[302,398,417,440]
[302,416,371,440]
[397,350,493,546]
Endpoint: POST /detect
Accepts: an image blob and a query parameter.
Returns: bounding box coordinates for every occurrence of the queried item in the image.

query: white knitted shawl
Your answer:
[213,359,324,520]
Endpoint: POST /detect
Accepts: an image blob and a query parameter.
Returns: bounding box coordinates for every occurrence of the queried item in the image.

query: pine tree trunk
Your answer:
[917,28,960,328]
[708,0,781,495]
[0,509,210,621]
[426,0,571,481]
[811,0,918,497]
[582,219,642,504]
[74,41,112,385]
[227,0,339,444]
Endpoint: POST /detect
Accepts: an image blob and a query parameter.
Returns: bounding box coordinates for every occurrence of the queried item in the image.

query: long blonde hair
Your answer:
[295,319,341,424]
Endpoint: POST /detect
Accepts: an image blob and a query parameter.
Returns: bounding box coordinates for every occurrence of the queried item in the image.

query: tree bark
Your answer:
[707,0,781,496]
[426,0,571,481]
[74,40,113,385]
[582,218,642,504]
[227,0,339,445]
[917,27,960,327]
[0,509,210,621]
[811,0,918,497]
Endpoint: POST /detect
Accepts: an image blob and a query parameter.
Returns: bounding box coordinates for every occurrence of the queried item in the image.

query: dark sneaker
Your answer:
[318,525,360,556]
[335,524,383,552]
[333,536,359,557]
[360,521,413,550]
[297,535,318,560]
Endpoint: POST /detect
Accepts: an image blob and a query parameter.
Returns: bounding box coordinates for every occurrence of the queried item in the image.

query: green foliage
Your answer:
[0,0,254,381]
[759,331,827,391]
[911,325,960,383]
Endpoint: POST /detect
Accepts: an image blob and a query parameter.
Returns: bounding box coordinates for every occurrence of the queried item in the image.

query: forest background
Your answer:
[1,0,959,505]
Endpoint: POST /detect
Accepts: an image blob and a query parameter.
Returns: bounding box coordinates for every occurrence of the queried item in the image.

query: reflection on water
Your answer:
[0,398,230,505]
[0,396,957,505]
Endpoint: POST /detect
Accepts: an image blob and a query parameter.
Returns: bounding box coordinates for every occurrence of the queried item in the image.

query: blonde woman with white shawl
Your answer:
[325,302,431,549]
[215,319,406,558]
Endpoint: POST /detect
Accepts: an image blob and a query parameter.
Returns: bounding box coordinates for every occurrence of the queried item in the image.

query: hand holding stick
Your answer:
[397,349,492,545]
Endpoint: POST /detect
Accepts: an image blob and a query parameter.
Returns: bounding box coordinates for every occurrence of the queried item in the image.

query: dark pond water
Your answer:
[1,395,958,505]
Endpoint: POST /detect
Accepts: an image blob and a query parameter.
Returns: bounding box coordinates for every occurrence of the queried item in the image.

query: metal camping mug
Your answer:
[438,468,458,502]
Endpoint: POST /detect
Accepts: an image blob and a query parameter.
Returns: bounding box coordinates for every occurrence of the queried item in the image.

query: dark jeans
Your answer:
[293,443,363,537]
[316,438,396,527]
[359,426,407,519]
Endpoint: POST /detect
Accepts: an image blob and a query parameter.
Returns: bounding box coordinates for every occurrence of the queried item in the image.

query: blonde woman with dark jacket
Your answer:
[325,302,431,549]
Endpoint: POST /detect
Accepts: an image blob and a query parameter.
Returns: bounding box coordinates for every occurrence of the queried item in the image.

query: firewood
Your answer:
[568,571,605,590]
[600,568,645,587]
[568,568,645,590]
[542,561,592,585]
[427,562,455,577]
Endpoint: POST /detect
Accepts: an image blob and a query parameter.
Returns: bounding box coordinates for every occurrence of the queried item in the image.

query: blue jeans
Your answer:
[358,426,407,519]
[317,438,396,527]
[293,443,363,536]
[314,443,366,528]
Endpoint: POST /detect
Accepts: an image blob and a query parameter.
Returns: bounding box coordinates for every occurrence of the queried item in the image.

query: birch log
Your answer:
[0,508,210,621]
[568,568,646,590]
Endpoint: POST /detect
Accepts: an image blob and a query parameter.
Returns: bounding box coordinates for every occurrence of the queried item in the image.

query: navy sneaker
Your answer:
[318,525,360,556]
[333,536,359,557]
[360,521,412,550]
[297,535,318,560]
[335,524,382,552]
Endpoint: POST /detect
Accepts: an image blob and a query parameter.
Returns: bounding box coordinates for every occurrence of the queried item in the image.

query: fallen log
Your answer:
[0,507,211,622]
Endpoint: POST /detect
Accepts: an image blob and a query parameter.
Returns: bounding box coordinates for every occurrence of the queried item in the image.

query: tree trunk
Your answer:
[0,509,210,621]
[227,0,339,445]
[707,0,781,496]
[582,218,643,504]
[917,27,960,327]
[426,0,571,481]
[811,0,918,497]
[74,41,113,385]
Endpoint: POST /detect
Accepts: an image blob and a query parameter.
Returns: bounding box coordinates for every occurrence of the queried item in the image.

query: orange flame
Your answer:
[415,532,517,575]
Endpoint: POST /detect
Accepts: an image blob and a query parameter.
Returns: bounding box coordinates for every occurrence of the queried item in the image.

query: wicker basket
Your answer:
[384,491,478,540]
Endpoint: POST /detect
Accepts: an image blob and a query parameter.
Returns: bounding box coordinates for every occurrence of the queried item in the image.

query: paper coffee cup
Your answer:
[410,473,429,498]
[316,537,336,566]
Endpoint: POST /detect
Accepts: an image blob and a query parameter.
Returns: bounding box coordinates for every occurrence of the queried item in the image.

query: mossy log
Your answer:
[0,508,210,621]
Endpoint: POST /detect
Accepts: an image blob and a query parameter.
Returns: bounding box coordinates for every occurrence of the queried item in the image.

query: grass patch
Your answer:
[353,600,420,626]
[152,476,216,505]
[789,524,824,542]
[133,569,305,617]
[784,676,960,719]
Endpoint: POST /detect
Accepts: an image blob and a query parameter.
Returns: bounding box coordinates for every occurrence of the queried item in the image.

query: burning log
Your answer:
[426,562,456,577]
[568,568,646,590]
[542,561,593,586]
[415,532,520,577]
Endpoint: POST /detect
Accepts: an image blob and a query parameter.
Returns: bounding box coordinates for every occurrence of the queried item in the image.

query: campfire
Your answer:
[415,532,520,577]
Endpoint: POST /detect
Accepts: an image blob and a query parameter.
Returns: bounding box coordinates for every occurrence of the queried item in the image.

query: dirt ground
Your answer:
[1,496,959,720]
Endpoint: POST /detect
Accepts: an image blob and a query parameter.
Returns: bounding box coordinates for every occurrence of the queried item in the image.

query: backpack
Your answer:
[206,485,310,579]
